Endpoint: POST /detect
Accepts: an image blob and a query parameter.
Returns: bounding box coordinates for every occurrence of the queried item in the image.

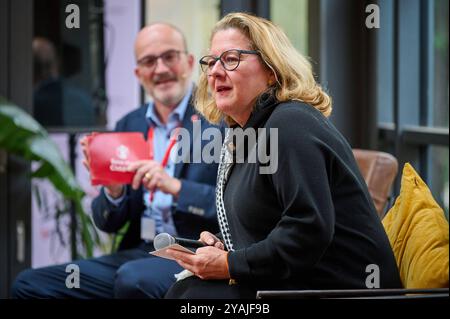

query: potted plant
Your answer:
[0,96,100,258]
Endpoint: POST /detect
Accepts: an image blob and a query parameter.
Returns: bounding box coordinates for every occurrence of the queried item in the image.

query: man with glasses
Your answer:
[12,23,220,299]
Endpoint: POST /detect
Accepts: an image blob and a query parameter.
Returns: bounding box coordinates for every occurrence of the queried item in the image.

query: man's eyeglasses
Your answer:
[199,49,260,73]
[137,49,186,70]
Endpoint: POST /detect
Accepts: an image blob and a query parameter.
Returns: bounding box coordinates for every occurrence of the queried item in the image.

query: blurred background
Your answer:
[0,0,448,298]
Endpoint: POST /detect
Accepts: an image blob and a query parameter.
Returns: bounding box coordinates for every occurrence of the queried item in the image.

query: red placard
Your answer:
[87,132,151,185]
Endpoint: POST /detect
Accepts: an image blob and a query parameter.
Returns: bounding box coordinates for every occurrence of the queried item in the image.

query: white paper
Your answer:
[174,269,194,281]
[150,243,195,260]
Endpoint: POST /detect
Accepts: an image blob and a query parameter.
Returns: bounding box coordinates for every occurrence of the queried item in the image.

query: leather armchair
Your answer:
[352,149,398,219]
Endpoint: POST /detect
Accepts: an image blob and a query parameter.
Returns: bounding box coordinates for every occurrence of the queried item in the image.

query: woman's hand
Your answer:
[200,231,225,250]
[166,246,230,280]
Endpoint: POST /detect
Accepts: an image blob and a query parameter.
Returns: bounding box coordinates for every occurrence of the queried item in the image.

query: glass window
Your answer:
[145,0,220,84]
[431,0,449,128]
[33,0,106,128]
[375,0,448,215]
[271,0,309,55]
[429,146,449,220]
[376,0,394,124]
[428,0,449,221]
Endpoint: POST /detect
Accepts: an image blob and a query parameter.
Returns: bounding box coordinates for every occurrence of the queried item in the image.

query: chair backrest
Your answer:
[352,149,398,219]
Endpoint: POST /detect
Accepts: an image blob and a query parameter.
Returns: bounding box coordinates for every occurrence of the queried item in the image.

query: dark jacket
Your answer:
[226,94,402,290]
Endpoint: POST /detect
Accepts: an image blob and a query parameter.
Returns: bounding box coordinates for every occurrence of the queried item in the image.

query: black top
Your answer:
[225,93,402,290]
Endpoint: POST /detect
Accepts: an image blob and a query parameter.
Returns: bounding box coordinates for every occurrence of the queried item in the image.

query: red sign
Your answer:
[87,132,151,185]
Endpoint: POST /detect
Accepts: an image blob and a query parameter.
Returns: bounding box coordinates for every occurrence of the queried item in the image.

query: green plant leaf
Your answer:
[0,96,99,258]
[111,221,130,253]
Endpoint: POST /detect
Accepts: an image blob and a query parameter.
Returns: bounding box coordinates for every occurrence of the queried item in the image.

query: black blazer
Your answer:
[224,95,402,290]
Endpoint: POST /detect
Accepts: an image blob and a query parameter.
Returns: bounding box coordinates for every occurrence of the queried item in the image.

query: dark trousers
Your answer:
[11,244,183,299]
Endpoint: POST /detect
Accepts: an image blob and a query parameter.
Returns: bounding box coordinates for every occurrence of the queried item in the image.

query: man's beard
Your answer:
[153,83,184,106]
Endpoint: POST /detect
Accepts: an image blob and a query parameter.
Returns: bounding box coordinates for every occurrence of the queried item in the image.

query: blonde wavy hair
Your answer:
[195,12,332,125]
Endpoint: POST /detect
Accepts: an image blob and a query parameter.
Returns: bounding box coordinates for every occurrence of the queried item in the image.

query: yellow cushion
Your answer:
[382,163,449,289]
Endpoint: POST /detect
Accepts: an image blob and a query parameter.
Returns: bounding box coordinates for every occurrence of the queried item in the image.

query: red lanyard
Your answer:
[147,125,180,202]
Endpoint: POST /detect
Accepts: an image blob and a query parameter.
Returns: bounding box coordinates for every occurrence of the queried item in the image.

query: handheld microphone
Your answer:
[153,232,206,250]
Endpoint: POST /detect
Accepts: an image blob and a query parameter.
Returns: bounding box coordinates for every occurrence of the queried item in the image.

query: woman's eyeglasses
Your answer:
[199,49,260,73]
[137,49,186,70]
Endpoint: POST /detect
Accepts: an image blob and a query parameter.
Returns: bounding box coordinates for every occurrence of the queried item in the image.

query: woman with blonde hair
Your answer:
[165,12,401,298]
